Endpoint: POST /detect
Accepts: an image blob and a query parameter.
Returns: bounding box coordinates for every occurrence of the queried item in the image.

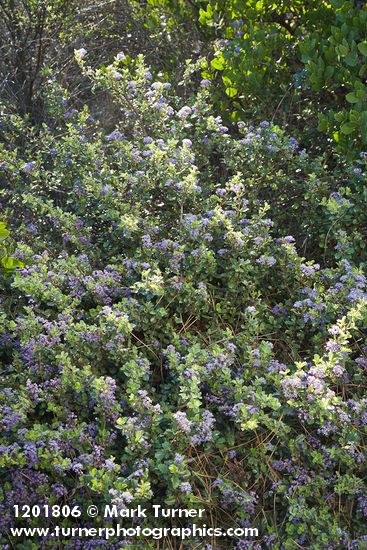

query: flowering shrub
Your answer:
[142,0,333,121]
[198,0,332,115]
[0,53,367,548]
[142,0,367,158]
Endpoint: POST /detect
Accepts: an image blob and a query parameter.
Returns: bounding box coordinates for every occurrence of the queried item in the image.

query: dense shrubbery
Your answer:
[0,53,367,548]
[301,0,367,154]
[2,1,367,155]
[0,221,23,279]
[142,0,367,157]
[191,0,332,120]
[0,0,200,123]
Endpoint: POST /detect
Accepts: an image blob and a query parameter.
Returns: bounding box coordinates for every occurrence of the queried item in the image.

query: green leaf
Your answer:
[1,256,23,271]
[222,75,233,87]
[211,55,225,71]
[242,418,259,430]
[340,122,356,135]
[336,44,349,57]
[358,41,367,57]
[350,110,361,123]
[199,4,213,25]
[345,92,359,104]
[225,87,238,97]
[171,476,180,489]
[0,222,10,241]
[334,111,345,122]
[344,52,358,67]
[317,116,329,132]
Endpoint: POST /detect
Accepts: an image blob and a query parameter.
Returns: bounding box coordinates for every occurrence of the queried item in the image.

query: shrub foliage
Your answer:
[0,54,367,548]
